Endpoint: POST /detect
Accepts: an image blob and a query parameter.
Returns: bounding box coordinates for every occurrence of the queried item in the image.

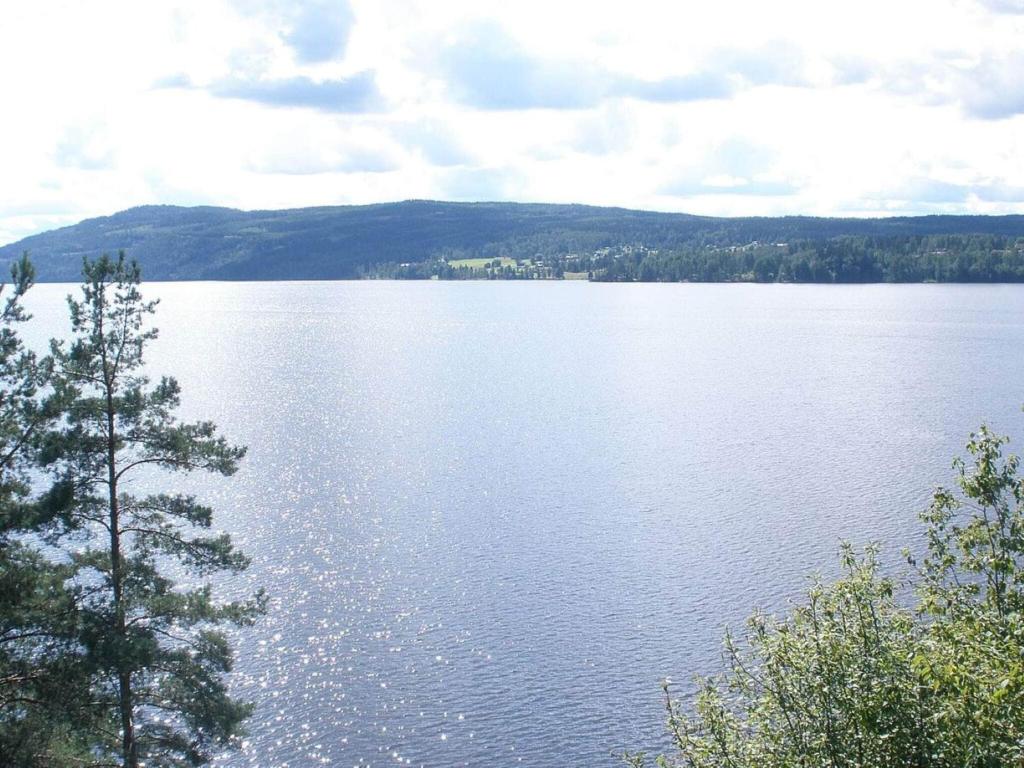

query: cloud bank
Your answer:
[2,0,1023,245]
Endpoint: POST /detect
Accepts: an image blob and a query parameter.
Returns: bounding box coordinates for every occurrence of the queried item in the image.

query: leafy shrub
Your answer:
[628,425,1024,768]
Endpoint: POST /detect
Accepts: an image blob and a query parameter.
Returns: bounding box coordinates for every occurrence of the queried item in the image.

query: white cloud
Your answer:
[1,0,1024,245]
[54,122,118,171]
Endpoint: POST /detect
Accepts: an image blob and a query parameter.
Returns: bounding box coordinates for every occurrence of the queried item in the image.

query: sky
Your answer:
[2,0,1024,244]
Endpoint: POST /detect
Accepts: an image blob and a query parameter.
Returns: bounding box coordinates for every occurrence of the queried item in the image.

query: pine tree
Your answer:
[47,253,264,767]
[0,254,43,517]
[0,254,96,766]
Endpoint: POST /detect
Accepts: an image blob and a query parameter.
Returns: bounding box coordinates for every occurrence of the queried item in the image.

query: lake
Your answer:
[23,281,1024,767]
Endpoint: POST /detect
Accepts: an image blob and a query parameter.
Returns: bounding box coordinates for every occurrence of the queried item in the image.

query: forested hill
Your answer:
[4,200,1024,282]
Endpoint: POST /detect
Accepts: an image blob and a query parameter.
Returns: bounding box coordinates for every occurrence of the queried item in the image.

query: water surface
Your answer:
[24,281,1024,767]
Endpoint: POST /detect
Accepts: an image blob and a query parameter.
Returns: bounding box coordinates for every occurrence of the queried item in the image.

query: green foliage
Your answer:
[596,234,1024,284]
[0,253,55,522]
[30,252,265,767]
[369,233,1024,284]
[0,544,98,767]
[630,424,1024,768]
[912,426,1024,764]
[0,253,101,766]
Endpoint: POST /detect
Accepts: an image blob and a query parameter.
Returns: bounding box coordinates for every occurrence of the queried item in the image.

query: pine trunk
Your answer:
[105,346,136,768]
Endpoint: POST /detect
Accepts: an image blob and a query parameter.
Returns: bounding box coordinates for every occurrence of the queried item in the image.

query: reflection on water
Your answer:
[24,281,1024,767]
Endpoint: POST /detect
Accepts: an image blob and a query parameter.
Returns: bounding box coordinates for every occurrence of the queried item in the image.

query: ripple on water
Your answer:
[23,281,1024,767]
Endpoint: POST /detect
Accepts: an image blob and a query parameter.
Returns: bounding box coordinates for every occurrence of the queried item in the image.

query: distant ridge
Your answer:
[4,200,1024,281]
